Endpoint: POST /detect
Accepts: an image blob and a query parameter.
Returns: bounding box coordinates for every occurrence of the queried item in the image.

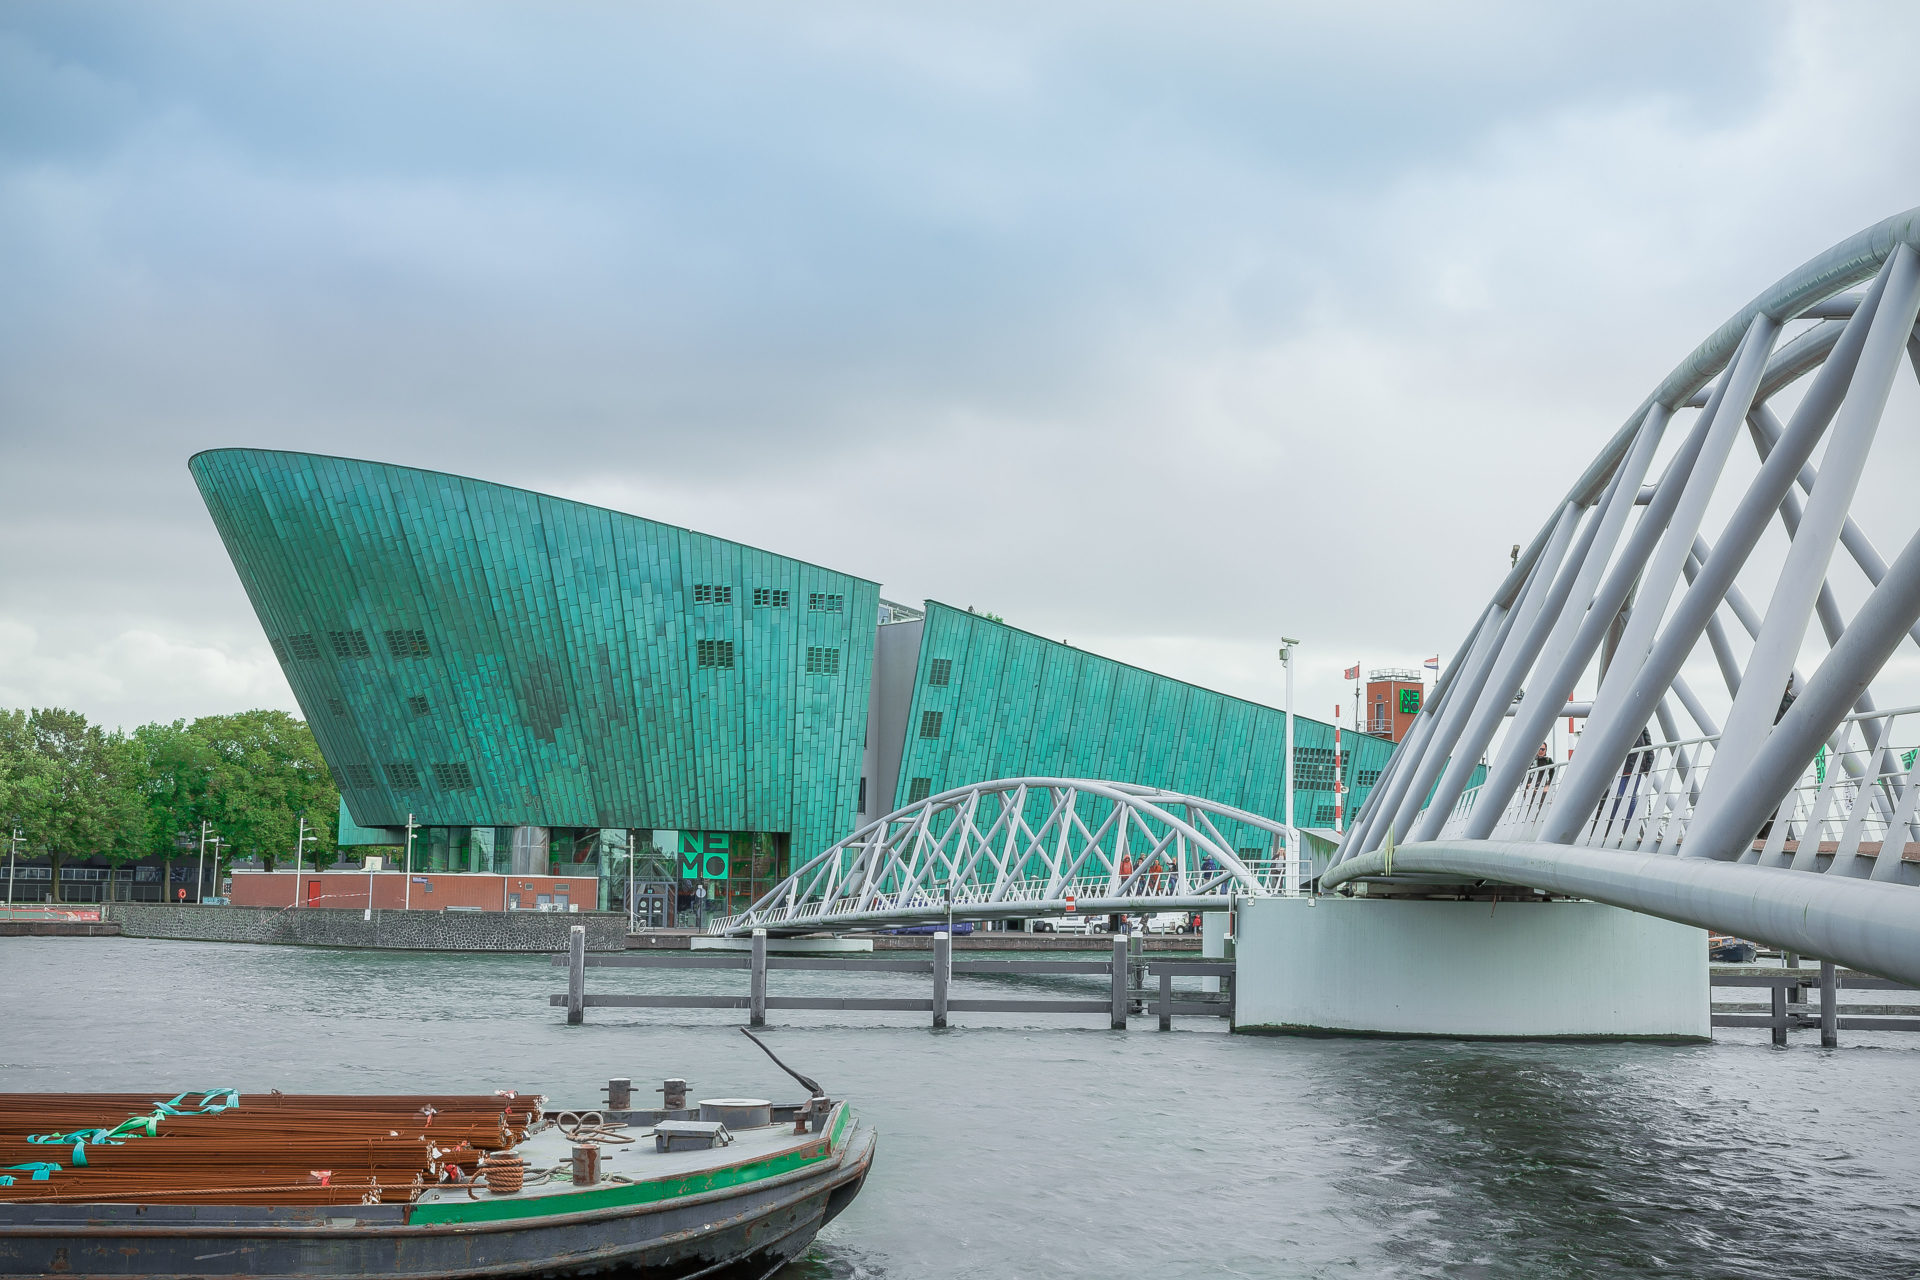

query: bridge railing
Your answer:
[1429,703,1920,868]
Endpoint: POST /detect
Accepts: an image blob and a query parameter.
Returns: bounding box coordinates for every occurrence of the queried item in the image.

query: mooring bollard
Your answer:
[1110,935,1128,1030]
[1820,960,1838,1048]
[750,929,768,1028]
[932,931,950,1028]
[566,924,587,1025]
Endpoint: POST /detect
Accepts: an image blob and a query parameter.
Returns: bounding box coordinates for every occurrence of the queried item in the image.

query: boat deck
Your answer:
[413,1109,829,1210]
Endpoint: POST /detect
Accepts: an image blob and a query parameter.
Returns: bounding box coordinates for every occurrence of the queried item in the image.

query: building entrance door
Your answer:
[634,881,671,930]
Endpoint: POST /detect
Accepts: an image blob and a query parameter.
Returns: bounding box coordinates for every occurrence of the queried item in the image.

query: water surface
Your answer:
[3,938,1916,1278]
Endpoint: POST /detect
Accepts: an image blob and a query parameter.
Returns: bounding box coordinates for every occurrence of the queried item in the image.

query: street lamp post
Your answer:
[404,814,417,910]
[1278,638,1301,896]
[197,820,210,904]
[6,822,20,910]
[292,814,319,907]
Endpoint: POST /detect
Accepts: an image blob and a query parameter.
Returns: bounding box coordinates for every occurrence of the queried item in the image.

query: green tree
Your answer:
[11,708,144,899]
[190,710,338,875]
[132,719,218,899]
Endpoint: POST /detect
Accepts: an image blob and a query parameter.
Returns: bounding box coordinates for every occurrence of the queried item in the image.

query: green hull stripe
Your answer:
[410,1107,849,1226]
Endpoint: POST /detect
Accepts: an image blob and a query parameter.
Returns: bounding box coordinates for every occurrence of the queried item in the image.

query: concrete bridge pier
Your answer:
[1233,896,1709,1039]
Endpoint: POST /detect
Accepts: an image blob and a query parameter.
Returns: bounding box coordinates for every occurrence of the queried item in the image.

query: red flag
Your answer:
[1343,664,1360,681]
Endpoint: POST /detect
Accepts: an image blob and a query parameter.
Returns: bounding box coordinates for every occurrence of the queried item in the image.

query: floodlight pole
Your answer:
[1279,639,1300,895]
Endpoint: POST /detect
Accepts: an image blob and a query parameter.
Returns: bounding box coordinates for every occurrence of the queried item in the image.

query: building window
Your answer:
[806,646,840,675]
[753,587,790,608]
[927,658,952,687]
[1293,747,1337,789]
[809,592,844,614]
[1237,846,1267,860]
[907,777,932,803]
[343,763,376,789]
[1314,804,1336,826]
[327,698,347,718]
[858,776,868,812]
[919,710,944,739]
[407,695,431,716]
[286,633,322,661]
[270,638,290,663]
[385,761,422,789]
[694,584,733,605]
[385,628,431,659]
[432,762,475,789]
[328,629,372,659]
[697,638,736,669]
[1356,769,1381,787]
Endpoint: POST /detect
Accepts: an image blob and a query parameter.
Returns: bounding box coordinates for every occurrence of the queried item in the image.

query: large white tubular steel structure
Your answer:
[711,779,1287,936]
[1327,209,1920,986]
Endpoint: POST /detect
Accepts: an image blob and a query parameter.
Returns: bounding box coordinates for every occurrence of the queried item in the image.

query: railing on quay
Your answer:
[550,924,1233,1031]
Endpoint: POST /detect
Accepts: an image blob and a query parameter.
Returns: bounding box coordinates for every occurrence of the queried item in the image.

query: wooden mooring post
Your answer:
[553,934,1233,1029]
[566,924,587,1025]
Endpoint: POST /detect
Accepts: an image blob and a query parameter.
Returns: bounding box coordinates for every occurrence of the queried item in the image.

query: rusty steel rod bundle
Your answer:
[0,1091,542,1205]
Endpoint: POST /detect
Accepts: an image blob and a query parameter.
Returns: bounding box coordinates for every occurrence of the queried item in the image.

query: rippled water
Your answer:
[4,937,1918,1278]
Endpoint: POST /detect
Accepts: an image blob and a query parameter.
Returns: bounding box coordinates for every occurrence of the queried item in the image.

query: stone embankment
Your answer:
[102,903,628,952]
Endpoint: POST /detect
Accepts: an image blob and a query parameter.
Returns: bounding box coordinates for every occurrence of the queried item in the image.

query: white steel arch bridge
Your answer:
[1329,208,1920,987]
[710,778,1297,936]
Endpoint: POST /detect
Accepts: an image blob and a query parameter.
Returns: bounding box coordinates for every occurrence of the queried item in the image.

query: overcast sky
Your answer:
[4,1,1919,736]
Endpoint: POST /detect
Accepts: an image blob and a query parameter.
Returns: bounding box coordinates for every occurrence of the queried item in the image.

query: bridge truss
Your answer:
[711,778,1295,936]
[1329,209,1920,985]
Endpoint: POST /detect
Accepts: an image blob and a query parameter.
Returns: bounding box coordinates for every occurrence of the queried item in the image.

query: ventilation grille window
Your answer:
[806,646,840,675]
[384,629,430,659]
[432,762,474,790]
[286,633,322,661]
[697,639,736,669]
[694,584,733,605]
[1237,846,1267,860]
[328,629,372,659]
[927,658,952,687]
[919,710,944,739]
[907,777,932,803]
[753,587,790,608]
[808,592,844,614]
[343,763,377,789]
[407,695,431,716]
[270,638,290,663]
[1293,747,1338,788]
[327,698,347,718]
[1356,769,1381,787]
[384,762,422,789]
[1314,804,1336,826]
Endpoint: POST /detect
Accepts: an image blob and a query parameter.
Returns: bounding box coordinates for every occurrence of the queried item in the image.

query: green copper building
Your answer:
[192,449,1397,919]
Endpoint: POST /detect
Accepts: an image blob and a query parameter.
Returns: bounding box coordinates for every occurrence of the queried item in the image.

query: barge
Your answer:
[0,1038,875,1279]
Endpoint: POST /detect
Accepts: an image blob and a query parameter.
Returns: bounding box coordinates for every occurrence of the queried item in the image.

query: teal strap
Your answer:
[1,1162,60,1183]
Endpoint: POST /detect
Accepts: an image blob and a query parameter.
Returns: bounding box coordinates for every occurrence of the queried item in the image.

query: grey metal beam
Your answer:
[1464,406,1697,840]
[1320,838,1920,986]
[1384,600,1519,845]
[1695,244,1920,833]
[1412,501,1586,841]
[1543,313,1782,843]
[1685,513,1920,862]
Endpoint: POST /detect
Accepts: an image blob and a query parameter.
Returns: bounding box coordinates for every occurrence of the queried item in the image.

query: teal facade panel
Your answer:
[191,449,878,861]
[894,603,1403,860]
